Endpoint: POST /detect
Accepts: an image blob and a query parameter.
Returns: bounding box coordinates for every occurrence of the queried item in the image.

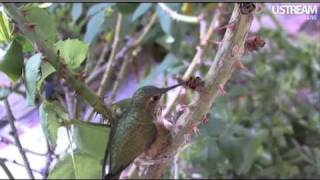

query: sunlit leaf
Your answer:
[55,39,89,69]
[0,11,12,43]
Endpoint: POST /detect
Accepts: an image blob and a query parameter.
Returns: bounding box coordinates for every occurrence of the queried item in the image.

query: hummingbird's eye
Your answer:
[151,95,160,101]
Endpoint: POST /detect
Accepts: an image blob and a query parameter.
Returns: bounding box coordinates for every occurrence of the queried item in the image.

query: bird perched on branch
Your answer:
[103,83,182,179]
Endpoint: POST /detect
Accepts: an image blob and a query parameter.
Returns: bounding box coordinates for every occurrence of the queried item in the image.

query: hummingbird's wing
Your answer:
[102,105,131,178]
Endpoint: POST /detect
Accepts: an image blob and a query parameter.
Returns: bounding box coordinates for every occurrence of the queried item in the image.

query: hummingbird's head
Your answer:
[132,84,181,108]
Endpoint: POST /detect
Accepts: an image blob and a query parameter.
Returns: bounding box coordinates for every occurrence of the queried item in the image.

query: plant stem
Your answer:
[158,3,199,24]
[2,3,115,123]
[97,12,122,98]
[0,158,14,179]
[4,99,35,179]
[163,4,222,116]
[140,3,254,178]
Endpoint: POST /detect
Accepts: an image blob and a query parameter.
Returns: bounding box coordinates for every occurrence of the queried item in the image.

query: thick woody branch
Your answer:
[2,3,115,123]
[141,4,254,178]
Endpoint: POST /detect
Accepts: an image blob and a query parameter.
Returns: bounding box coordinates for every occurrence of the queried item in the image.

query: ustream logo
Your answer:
[272,5,317,15]
[271,4,318,20]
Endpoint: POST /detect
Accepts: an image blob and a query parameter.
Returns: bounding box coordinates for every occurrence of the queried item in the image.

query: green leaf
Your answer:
[139,53,180,87]
[71,3,83,22]
[0,40,24,82]
[0,87,10,100]
[237,134,260,174]
[0,11,12,43]
[48,151,102,179]
[39,101,68,147]
[72,120,110,160]
[25,53,42,106]
[22,5,57,44]
[55,39,89,69]
[132,3,152,22]
[36,62,56,91]
[48,153,75,179]
[217,132,242,170]
[156,5,172,35]
[85,3,114,44]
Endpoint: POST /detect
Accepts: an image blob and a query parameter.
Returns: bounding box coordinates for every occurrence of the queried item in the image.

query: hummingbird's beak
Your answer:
[159,83,183,94]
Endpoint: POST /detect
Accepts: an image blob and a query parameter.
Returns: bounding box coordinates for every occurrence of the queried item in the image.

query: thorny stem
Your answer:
[0,158,14,179]
[158,3,199,24]
[2,3,115,123]
[4,99,35,179]
[139,4,254,178]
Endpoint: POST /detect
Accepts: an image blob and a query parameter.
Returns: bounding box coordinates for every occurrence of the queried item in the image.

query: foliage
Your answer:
[0,2,319,179]
[180,29,320,178]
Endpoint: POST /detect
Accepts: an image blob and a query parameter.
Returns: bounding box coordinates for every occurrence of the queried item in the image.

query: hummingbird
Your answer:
[103,83,182,179]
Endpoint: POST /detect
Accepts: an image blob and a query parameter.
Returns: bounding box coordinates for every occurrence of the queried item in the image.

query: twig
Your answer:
[85,63,107,85]
[158,3,199,24]
[87,12,157,121]
[1,158,42,175]
[97,12,122,98]
[173,155,179,179]
[1,136,47,156]
[140,3,255,178]
[4,99,34,179]
[42,140,55,178]
[163,4,222,116]
[86,13,122,121]
[115,12,157,62]
[110,55,132,102]
[0,158,14,179]
[109,13,157,101]
[63,87,74,118]
[93,44,110,72]
[2,3,115,123]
